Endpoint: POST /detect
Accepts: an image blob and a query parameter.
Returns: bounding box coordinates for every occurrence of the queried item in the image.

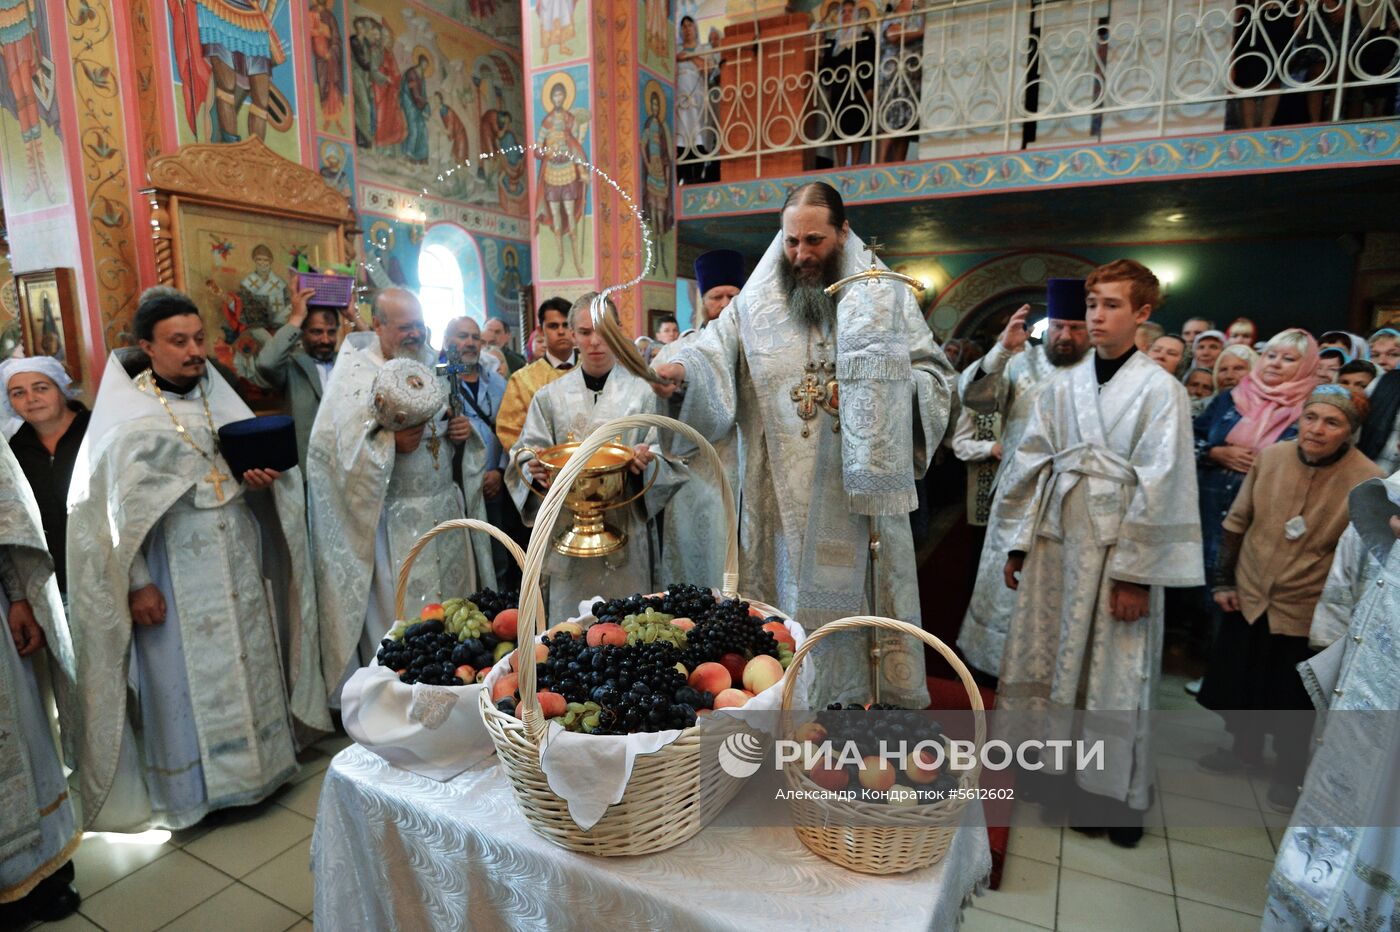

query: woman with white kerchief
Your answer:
[1,358,88,599]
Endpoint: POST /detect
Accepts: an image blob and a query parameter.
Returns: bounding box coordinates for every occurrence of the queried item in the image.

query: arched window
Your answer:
[417,243,467,343]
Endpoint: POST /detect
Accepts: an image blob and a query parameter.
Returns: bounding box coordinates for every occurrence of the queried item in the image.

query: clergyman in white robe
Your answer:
[307,332,494,701]
[670,231,955,709]
[992,350,1203,810]
[0,437,79,907]
[506,363,682,622]
[66,350,327,832]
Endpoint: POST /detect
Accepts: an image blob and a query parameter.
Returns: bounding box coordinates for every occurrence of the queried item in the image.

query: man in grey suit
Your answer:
[482,317,526,374]
[255,286,365,467]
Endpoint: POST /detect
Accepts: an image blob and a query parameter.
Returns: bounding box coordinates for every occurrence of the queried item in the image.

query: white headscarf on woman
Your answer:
[0,356,80,420]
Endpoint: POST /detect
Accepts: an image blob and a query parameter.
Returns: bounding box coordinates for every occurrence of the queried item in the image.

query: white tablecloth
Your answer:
[312,745,991,931]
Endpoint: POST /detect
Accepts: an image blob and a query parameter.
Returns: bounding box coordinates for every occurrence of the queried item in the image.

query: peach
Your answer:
[474,666,492,683]
[586,622,628,648]
[807,763,849,791]
[713,687,751,710]
[511,643,549,668]
[761,620,795,647]
[491,611,518,641]
[696,708,713,718]
[742,655,784,694]
[546,621,582,640]
[748,606,766,619]
[719,652,747,684]
[490,671,518,703]
[793,721,827,744]
[536,690,566,718]
[857,755,896,792]
[688,661,732,694]
[670,617,695,631]
[420,602,445,622]
[453,664,476,683]
[903,749,941,785]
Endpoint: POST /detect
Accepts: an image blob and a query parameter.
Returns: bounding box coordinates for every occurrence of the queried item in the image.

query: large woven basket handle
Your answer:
[393,518,540,624]
[514,413,739,743]
[777,616,987,782]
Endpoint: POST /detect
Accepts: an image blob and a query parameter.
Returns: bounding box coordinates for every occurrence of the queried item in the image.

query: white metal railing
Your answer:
[674,0,1400,169]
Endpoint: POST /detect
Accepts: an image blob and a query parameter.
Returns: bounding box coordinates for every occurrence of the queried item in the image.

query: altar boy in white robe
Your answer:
[994,260,1203,847]
[0,438,80,923]
[308,288,495,700]
[508,294,682,622]
[66,287,327,832]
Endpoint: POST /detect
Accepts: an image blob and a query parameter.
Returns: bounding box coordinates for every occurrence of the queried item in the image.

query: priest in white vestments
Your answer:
[307,288,494,701]
[957,281,1090,679]
[1264,473,1400,930]
[508,295,683,622]
[66,287,328,833]
[0,437,80,921]
[652,249,746,591]
[993,260,1202,846]
[654,182,956,709]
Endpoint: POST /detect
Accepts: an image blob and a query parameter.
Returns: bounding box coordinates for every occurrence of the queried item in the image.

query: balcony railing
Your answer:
[675,0,1400,172]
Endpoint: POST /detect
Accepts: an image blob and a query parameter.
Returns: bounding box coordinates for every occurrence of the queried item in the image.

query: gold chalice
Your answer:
[515,437,657,557]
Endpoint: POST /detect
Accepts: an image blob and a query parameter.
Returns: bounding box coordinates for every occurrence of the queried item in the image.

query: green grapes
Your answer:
[561,700,603,732]
[446,601,490,639]
[621,607,686,648]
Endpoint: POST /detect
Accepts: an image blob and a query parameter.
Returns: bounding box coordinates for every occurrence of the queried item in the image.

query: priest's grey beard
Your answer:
[779,245,844,331]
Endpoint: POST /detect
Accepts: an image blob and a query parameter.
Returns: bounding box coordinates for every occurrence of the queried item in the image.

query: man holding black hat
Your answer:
[65,286,327,833]
[956,280,1091,680]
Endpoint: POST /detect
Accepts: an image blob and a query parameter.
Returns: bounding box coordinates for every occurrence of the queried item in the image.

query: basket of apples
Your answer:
[478,414,805,856]
[340,518,541,780]
[779,616,986,875]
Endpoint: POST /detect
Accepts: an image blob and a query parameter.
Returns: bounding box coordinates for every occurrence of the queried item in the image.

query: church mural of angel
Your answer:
[346,1,525,210]
[0,0,65,213]
[533,66,591,281]
[639,79,674,278]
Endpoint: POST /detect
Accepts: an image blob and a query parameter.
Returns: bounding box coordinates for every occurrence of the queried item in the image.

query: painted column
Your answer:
[522,0,676,336]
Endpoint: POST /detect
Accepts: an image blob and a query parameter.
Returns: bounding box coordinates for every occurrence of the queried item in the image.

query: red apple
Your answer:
[719,652,747,684]
[586,622,628,647]
[761,620,795,647]
[688,661,732,694]
[453,664,476,683]
[742,655,784,694]
[904,749,941,785]
[420,602,445,622]
[536,690,566,718]
[490,671,519,703]
[713,687,751,710]
[857,755,896,792]
[807,763,849,791]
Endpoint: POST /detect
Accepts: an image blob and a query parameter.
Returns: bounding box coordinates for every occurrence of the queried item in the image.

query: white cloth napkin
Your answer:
[341,664,495,781]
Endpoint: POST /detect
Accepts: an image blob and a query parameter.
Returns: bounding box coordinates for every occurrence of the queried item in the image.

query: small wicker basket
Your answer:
[479,412,773,856]
[391,517,533,621]
[778,616,986,875]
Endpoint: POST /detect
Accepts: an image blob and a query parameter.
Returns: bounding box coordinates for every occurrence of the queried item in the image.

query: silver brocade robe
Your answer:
[66,355,326,831]
[993,351,1202,808]
[0,437,79,900]
[1265,475,1400,931]
[653,330,740,591]
[308,333,494,694]
[506,365,683,622]
[672,232,954,709]
[957,343,1064,676]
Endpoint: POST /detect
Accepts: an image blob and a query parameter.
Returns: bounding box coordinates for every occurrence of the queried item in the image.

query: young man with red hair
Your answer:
[993,259,1204,847]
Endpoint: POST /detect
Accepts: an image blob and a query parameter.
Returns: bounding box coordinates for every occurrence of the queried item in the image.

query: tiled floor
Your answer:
[19,676,1277,931]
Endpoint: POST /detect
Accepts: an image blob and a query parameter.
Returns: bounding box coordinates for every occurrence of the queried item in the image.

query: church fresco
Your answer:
[639,0,673,78]
[478,233,530,319]
[415,0,521,46]
[531,65,593,282]
[307,0,349,137]
[638,78,674,279]
[528,0,586,67]
[0,0,67,214]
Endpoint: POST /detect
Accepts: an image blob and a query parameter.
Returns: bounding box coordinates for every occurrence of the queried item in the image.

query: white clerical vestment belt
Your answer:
[1036,442,1139,547]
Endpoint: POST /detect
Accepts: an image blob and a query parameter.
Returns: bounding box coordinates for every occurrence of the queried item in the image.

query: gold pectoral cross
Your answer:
[204,464,229,503]
[790,363,829,438]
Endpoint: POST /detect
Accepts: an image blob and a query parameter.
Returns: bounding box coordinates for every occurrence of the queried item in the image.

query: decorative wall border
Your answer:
[680,120,1400,217]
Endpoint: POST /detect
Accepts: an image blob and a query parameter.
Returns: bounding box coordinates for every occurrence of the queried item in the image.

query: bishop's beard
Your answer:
[778,245,844,331]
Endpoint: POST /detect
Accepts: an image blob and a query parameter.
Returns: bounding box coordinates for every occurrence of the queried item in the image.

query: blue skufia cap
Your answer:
[1045,278,1086,320]
[217,415,298,479]
[694,249,745,296]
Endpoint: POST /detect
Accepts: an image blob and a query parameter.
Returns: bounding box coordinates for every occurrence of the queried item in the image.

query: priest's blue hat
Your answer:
[1046,278,1086,320]
[218,415,299,479]
[694,249,745,296]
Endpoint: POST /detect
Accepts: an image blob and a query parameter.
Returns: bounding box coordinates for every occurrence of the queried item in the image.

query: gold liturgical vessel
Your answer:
[515,437,657,557]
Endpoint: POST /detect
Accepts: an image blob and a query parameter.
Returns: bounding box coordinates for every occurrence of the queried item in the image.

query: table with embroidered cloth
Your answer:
[312,744,991,931]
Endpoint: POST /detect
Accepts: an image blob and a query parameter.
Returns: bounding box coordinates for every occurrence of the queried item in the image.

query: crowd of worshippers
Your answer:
[3,181,1399,928]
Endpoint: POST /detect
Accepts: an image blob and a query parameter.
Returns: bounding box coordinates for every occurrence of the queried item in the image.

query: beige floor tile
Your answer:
[275,770,325,820]
[29,912,102,932]
[1060,827,1174,894]
[974,854,1058,928]
[167,825,210,849]
[285,921,313,931]
[290,750,332,786]
[1056,868,1179,932]
[1176,897,1265,932]
[962,905,1049,930]
[312,734,352,756]
[80,850,233,932]
[1162,792,1275,859]
[71,833,176,897]
[183,804,313,879]
[1008,825,1061,865]
[1156,753,1259,809]
[1168,838,1273,916]
[243,838,314,916]
[159,883,299,932]
[1156,722,1225,761]
[1266,822,1286,852]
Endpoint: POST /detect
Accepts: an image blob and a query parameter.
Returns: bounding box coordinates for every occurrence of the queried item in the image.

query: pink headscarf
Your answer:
[1224,328,1320,451]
